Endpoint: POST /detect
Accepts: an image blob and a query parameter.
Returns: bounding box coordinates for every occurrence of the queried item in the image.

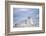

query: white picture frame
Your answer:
[5,1,45,36]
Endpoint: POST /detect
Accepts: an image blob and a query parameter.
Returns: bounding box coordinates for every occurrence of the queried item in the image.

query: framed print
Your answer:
[5,1,45,36]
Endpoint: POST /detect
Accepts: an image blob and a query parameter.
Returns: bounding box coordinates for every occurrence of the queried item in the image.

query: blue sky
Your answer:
[13,8,39,26]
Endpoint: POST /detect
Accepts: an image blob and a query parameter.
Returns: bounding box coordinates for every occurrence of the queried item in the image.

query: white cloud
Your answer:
[19,9,28,11]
